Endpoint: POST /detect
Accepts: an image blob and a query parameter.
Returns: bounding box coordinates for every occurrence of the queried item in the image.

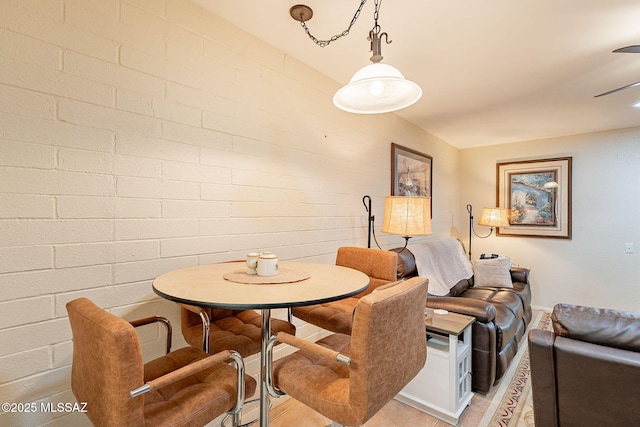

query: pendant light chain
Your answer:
[298,0,369,47]
[372,0,381,35]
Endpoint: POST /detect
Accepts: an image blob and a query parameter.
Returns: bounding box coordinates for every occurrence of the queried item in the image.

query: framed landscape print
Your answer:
[391,143,433,201]
[496,157,572,239]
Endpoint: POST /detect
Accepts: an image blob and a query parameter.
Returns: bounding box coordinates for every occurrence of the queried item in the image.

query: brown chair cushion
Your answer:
[143,346,256,427]
[290,298,358,335]
[182,308,295,357]
[292,247,398,334]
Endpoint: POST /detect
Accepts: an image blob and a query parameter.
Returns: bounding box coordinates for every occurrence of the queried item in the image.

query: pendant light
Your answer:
[290,1,422,114]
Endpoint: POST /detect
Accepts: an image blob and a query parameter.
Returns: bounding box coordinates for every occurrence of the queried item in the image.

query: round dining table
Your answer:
[152,260,370,427]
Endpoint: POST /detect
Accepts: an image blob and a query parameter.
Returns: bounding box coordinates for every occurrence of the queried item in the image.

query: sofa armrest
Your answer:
[391,247,417,278]
[427,296,496,323]
[510,267,530,284]
[528,329,559,427]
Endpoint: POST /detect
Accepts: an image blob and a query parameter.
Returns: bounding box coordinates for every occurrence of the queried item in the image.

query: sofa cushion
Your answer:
[511,280,532,310]
[487,290,525,321]
[460,287,524,351]
[462,288,523,318]
[473,257,513,288]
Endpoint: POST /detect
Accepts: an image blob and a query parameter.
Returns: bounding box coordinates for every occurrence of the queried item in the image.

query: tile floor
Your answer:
[267,391,494,427]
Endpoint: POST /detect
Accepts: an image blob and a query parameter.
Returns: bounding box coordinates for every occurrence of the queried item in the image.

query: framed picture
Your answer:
[391,143,432,202]
[496,157,572,239]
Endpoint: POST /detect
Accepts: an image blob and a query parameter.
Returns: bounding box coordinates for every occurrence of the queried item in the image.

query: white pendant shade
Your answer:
[333,63,422,114]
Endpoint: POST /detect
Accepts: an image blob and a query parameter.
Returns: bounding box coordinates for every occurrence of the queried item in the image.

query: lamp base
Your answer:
[397,236,411,253]
[289,5,313,22]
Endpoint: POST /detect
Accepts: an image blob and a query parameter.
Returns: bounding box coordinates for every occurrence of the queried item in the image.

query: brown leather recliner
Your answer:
[291,247,398,334]
[528,303,640,427]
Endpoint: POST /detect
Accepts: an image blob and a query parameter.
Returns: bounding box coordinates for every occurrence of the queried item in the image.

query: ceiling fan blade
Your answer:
[594,80,640,98]
[613,45,640,53]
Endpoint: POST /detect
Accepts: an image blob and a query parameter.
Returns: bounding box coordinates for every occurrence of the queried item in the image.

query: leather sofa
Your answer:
[393,246,532,393]
[528,303,640,426]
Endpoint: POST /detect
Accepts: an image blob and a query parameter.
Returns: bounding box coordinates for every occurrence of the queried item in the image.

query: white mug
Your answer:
[246,252,260,275]
[257,253,278,277]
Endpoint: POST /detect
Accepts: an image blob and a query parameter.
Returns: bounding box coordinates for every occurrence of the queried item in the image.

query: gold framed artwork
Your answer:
[496,157,572,239]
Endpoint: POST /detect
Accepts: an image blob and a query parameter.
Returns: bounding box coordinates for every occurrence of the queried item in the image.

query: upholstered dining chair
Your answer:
[266,276,428,427]
[66,297,257,427]
[291,246,398,334]
[181,304,296,357]
[180,259,296,357]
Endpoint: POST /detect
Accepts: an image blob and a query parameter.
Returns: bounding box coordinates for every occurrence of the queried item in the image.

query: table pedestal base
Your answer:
[260,309,271,427]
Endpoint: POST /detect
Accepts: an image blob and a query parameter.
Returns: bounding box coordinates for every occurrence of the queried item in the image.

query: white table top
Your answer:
[152,261,370,309]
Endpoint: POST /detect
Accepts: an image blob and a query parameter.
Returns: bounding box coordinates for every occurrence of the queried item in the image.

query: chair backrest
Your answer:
[67,298,145,427]
[348,276,428,423]
[181,260,248,329]
[529,303,640,427]
[336,247,398,297]
[182,307,244,327]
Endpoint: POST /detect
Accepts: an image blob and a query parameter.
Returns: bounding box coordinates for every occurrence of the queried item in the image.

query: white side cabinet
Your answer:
[395,309,474,424]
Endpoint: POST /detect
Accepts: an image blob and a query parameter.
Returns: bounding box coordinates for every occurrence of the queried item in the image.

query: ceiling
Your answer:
[194,0,640,148]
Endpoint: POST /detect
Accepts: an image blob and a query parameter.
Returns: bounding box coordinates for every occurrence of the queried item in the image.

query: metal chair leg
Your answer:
[198,310,211,353]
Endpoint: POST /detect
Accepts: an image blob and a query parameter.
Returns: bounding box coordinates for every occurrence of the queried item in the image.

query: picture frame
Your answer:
[391,143,433,213]
[496,157,572,239]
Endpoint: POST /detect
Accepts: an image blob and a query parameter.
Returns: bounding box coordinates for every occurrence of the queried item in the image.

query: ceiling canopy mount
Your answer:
[289,4,313,23]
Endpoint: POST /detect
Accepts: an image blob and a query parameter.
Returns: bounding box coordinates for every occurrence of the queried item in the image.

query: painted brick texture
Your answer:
[0,1,455,425]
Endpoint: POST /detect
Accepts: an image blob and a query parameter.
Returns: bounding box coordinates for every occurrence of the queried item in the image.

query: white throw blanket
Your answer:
[408,237,474,296]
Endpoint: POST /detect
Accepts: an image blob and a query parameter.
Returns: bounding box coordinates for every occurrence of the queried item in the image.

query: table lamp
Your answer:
[466,204,510,260]
[382,196,432,251]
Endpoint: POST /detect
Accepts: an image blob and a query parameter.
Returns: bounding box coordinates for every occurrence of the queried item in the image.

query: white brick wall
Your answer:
[0,1,458,425]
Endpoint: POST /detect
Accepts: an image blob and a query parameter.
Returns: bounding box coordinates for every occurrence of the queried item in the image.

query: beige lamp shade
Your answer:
[477,207,510,228]
[381,196,432,237]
